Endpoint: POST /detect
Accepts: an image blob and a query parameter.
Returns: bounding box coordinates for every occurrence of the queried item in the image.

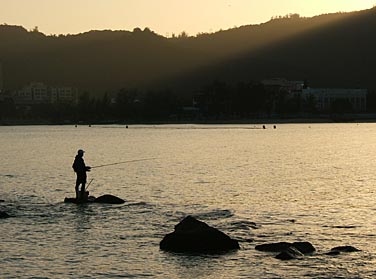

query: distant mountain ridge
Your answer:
[0,7,375,96]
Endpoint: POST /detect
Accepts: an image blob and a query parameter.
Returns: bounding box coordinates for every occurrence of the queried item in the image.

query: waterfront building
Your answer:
[50,86,78,104]
[12,82,78,105]
[13,82,49,105]
[302,88,367,112]
[262,78,368,113]
[261,78,305,95]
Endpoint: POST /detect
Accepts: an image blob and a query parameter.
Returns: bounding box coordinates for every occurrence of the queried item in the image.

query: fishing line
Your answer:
[91,157,158,169]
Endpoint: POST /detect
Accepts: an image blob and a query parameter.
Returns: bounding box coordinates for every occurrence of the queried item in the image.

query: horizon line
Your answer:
[1,6,373,38]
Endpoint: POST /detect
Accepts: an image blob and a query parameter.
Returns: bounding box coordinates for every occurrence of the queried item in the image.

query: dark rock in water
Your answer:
[292,242,316,254]
[64,196,96,204]
[64,190,95,204]
[64,194,124,204]
[255,241,315,254]
[326,250,341,256]
[255,242,291,252]
[94,194,125,204]
[0,211,10,218]
[0,199,5,203]
[160,215,240,253]
[332,225,358,229]
[330,246,360,253]
[275,246,304,260]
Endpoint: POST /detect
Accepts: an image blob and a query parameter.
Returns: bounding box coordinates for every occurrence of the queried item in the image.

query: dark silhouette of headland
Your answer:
[1,7,376,123]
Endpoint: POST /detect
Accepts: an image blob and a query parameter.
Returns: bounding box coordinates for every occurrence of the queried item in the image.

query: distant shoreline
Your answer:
[2,114,376,126]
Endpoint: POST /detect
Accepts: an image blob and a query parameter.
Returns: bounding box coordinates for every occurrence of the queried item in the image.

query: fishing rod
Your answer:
[85,178,94,190]
[91,158,158,169]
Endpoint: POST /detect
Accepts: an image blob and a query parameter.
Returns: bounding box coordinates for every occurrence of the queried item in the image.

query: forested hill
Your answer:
[1,6,375,95]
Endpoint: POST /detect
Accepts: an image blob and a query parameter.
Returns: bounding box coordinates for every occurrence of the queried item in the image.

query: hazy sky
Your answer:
[0,0,375,36]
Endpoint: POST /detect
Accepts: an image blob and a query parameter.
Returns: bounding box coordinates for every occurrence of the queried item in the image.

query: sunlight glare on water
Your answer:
[1,124,376,278]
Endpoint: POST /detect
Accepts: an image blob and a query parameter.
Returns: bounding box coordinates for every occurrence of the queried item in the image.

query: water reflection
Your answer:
[72,205,93,234]
[2,124,376,278]
[161,252,225,279]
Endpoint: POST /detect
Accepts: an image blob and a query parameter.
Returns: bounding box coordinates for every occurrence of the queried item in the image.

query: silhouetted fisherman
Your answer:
[72,149,91,201]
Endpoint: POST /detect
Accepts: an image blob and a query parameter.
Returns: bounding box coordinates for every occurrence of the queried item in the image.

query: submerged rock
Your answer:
[94,194,125,204]
[64,194,125,204]
[325,250,341,256]
[275,246,304,260]
[255,241,315,254]
[0,211,10,218]
[292,242,316,254]
[255,242,291,253]
[330,246,360,253]
[326,246,360,256]
[160,215,240,253]
[64,196,96,204]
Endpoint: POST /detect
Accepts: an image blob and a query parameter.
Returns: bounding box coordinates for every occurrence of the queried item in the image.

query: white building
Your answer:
[50,86,78,104]
[262,78,304,94]
[302,88,367,112]
[12,82,78,105]
[13,82,49,104]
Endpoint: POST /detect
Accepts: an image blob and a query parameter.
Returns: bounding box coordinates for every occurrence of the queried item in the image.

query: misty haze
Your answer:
[1,2,376,279]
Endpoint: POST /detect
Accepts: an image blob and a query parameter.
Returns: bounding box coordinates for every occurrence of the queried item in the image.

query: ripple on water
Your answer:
[2,124,376,278]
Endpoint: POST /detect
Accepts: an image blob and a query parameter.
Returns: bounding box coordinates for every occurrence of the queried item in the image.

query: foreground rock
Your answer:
[94,194,125,204]
[330,246,360,253]
[275,246,304,260]
[160,216,240,253]
[256,241,315,260]
[326,246,361,255]
[255,241,316,254]
[64,194,125,204]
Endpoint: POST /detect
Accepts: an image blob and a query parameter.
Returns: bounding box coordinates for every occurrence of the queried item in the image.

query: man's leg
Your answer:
[80,182,86,199]
[79,174,87,201]
[75,180,80,199]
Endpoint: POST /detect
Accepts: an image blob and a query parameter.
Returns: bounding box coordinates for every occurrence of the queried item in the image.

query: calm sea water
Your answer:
[1,123,376,278]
